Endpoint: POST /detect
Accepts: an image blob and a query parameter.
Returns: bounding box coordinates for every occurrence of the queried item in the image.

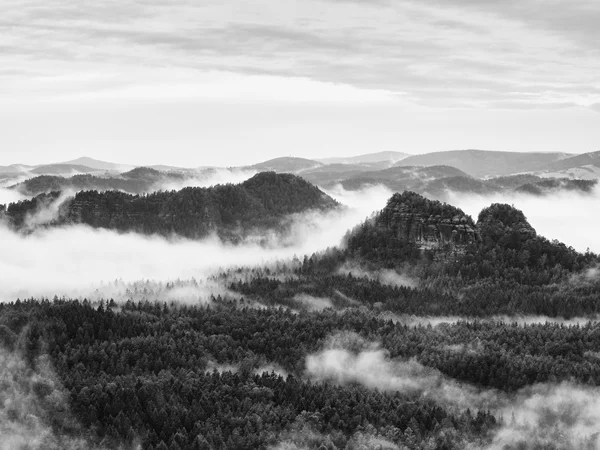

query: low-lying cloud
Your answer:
[0,345,136,450]
[338,263,418,288]
[487,383,600,450]
[0,186,27,205]
[447,186,600,253]
[305,332,600,449]
[378,313,600,328]
[293,294,334,311]
[152,168,258,192]
[305,333,498,411]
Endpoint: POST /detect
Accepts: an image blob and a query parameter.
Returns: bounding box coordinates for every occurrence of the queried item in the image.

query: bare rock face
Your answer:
[375,192,479,253]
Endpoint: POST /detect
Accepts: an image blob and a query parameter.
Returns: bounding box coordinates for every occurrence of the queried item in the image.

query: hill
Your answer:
[396,150,571,178]
[1,172,338,241]
[0,164,32,175]
[10,168,189,196]
[238,190,597,317]
[59,156,125,171]
[346,191,479,263]
[339,165,469,191]
[534,150,600,179]
[30,164,104,175]
[299,163,375,187]
[515,178,597,195]
[317,151,410,165]
[250,157,323,173]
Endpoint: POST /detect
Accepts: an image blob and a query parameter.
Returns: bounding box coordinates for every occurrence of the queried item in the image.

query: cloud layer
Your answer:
[2,0,599,110]
[448,186,600,253]
[306,333,600,449]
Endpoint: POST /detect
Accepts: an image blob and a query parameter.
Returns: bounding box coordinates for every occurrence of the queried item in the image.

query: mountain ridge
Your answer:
[396,149,573,178]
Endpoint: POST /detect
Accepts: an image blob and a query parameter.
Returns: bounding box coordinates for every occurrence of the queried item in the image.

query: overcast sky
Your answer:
[2,0,599,167]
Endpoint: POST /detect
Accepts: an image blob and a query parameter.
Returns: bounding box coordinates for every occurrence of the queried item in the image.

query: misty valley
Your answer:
[2,151,600,450]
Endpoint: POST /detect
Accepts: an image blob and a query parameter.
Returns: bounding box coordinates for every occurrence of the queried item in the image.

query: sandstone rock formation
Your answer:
[375,192,479,253]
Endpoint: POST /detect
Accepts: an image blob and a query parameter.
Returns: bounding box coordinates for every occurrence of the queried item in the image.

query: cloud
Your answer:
[305,332,500,411]
[337,263,419,288]
[447,185,600,253]
[378,313,600,328]
[487,383,600,450]
[152,168,258,191]
[305,333,600,449]
[2,0,599,109]
[0,345,136,450]
[269,415,400,450]
[0,187,27,205]
[293,294,334,311]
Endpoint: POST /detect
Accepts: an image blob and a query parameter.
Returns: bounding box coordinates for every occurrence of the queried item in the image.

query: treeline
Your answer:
[7,299,600,447]
[0,172,338,240]
[9,167,188,196]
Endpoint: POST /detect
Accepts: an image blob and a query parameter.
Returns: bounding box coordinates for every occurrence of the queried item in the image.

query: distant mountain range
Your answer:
[58,157,126,171]
[249,157,323,173]
[317,151,410,166]
[3,150,600,201]
[395,149,573,178]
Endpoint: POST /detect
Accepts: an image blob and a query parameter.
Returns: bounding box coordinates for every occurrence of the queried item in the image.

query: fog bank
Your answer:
[306,333,600,449]
[154,167,257,191]
[0,346,136,450]
[448,187,600,253]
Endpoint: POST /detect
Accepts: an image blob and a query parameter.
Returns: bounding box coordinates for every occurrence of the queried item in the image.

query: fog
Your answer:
[305,333,600,449]
[0,345,137,450]
[0,186,27,204]
[338,263,418,288]
[269,416,400,450]
[76,278,241,304]
[447,187,600,253]
[0,184,391,302]
[487,383,600,449]
[293,294,334,311]
[305,332,500,411]
[378,313,600,328]
[154,167,258,191]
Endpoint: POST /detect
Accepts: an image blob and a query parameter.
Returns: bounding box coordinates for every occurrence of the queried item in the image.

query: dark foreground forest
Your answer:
[5,297,600,449]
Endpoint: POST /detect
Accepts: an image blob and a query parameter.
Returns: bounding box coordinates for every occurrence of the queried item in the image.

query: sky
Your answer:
[1,0,599,167]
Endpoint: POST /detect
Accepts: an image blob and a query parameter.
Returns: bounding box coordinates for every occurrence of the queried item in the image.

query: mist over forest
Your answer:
[2,148,600,450]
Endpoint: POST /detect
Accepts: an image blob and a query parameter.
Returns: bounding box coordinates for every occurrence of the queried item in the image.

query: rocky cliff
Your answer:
[375,192,479,252]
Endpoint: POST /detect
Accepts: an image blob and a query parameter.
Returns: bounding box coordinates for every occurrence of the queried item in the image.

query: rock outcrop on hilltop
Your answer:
[375,192,478,251]
[346,191,595,282]
[345,191,479,264]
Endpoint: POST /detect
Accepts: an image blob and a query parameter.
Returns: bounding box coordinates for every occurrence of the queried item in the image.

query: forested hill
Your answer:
[237,191,600,317]
[346,191,479,263]
[0,172,339,240]
[346,191,593,279]
[10,167,188,196]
